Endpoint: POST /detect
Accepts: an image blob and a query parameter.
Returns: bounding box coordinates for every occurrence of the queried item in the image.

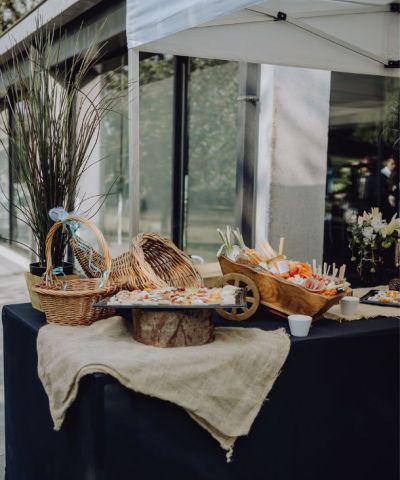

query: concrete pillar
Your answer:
[255,65,331,264]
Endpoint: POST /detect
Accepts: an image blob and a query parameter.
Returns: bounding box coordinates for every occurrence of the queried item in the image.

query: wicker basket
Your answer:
[70,232,202,289]
[33,215,116,326]
[132,233,203,288]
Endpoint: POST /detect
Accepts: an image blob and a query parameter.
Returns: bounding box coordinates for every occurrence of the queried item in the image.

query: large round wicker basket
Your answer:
[33,215,116,326]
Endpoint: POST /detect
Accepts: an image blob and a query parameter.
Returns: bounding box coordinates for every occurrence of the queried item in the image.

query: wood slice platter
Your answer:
[130,309,214,348]
[94,291,246,348]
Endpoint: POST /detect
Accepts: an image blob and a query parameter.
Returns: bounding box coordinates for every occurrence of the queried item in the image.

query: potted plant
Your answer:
[0,24,119,308]
[347,207,400,284]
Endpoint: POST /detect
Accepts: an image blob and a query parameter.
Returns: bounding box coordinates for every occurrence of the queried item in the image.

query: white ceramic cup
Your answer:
[340,296,359,316]
[288,314,312,337]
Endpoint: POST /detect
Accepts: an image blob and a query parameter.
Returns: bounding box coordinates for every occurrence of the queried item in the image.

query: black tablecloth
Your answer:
[2,304,399,480]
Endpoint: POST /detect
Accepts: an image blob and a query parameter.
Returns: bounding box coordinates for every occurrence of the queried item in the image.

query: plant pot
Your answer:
[26,262,77,312]
[29,261,74,276]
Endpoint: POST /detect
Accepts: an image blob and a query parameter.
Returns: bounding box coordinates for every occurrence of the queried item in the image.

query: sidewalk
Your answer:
[0,245,30,479]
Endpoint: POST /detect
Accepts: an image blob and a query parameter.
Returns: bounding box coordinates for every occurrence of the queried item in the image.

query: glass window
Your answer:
[0,108,9,239]
[139,54,174,236]
[13,101,31,250]
[98,64,130,255]
[185,59,239,262]
[324,74,400,275]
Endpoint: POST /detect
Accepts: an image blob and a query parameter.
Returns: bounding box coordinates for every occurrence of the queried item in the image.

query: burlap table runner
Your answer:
[37,316,290,460]
[325,286,400,321]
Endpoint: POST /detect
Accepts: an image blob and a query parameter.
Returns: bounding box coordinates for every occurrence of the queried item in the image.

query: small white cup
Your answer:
[340,296,359,316]
[288,314,312,337]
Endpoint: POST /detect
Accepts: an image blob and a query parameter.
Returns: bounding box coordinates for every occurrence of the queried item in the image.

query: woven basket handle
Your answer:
[44,215,112,284]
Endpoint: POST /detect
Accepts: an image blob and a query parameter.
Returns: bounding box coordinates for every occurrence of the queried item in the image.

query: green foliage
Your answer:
[188,59,238,208]
[0,0,40,34]
[352,78,400,150]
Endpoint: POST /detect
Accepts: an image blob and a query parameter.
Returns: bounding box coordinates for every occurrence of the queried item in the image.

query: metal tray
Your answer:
[94,289,246,311]
[359,289,400,308]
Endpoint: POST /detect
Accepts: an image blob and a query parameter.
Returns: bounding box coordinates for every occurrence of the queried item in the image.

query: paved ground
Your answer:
[0,246,30,478]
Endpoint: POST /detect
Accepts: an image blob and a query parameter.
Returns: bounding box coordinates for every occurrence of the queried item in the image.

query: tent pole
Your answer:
[128,47,140,237]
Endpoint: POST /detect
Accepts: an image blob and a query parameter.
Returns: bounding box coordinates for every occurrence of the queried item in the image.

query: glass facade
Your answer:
[139,55,174,236]
[324,74,400,276]
[98,65,130,255]
[185,59,239,261]
[94,55,238,263]
[0,109,9,239]
[13,101,31,250]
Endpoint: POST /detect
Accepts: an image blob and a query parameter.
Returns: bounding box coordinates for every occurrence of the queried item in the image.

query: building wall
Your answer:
[256,65,331,264]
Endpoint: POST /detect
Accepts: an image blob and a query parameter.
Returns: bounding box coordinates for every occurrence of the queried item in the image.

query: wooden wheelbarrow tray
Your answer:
[218,255,346,321]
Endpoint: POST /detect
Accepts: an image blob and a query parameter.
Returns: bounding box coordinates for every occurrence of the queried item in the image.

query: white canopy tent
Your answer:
[126,0,400,76]
[125,0,399,235]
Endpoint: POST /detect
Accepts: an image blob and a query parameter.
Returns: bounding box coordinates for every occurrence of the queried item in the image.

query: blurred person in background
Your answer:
[365,155,398,220]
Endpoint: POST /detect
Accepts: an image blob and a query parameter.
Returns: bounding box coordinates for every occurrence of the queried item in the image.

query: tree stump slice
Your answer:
[131,309,215,348]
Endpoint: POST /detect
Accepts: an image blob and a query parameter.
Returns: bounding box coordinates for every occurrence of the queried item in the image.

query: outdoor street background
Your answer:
[0,246,30,477]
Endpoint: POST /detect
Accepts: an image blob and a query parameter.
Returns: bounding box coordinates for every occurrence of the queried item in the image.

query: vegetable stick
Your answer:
[312,259,317,274]
[278,237,285,256]
[339,264,346,282]
[262,240,276,260]
[338,266,343,282]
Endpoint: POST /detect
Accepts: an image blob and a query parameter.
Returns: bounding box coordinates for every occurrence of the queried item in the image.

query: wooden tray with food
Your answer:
[359,289,400,307]
[94,286,245,310]
[94,286,246,349]
[216,227,350,321]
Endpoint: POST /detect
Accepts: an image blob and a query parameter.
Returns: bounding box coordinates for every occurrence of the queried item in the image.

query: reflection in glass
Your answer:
[13,101,31,250]
[139,55,174,236]
[324,74,400,278]
[186,59,239,262]
[99,65,130,255]
[0,109,9,239]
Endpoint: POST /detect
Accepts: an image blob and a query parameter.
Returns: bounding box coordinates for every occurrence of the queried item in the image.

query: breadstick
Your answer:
[312,259,317,274]
[278,237,285,256]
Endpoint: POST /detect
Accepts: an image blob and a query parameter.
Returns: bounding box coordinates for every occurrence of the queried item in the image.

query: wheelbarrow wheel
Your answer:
[216,273,260,321]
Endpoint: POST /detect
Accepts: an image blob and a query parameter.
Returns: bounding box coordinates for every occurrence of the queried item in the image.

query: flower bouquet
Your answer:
[347,208,400,280]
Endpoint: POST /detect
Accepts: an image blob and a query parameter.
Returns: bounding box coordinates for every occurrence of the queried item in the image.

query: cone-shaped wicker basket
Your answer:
[70,232,203,289]
[33,215,117,326]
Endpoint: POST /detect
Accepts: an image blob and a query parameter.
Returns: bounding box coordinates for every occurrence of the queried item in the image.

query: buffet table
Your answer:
[3,303,399,480]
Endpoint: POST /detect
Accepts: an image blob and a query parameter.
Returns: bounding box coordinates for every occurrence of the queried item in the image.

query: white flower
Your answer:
[370,208,382,220]
[344,209,358,224]
[362,226,374,240]
[384,215,400,236]
[371,217,384,232]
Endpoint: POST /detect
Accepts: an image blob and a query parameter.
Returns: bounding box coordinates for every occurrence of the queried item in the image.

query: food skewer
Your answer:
[326,265,331,277]
[278,237,285,256]
[338,264,346,282]
[332,266,338,279]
